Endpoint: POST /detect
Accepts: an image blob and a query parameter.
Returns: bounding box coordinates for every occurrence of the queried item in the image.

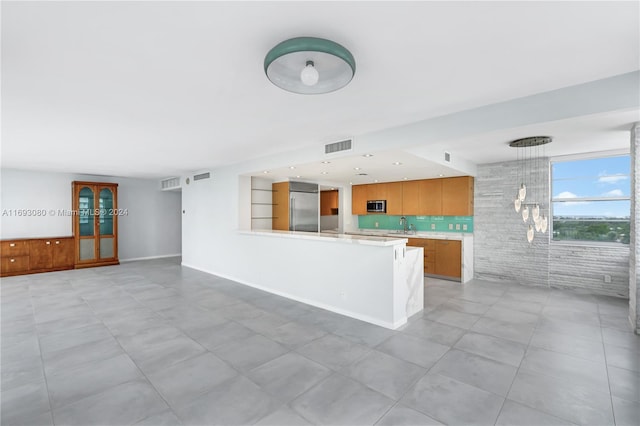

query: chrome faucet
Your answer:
[399,216,409,234]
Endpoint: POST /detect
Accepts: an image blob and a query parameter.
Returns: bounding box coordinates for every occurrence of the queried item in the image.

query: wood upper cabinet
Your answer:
[420,179,442,216]
[320,190,339,216]
[442,176,474,216]
[351,184,368,215]
[386,182,403,215]
[401,180,421,215]
[366,183,387,201]
[272,181,290,230]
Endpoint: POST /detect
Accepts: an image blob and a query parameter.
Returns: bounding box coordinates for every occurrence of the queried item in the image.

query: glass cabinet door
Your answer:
[99,188,115,259]
[78,186,96,261]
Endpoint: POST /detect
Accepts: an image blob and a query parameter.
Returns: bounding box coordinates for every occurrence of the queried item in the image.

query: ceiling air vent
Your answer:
[160,177,180,191]
[193,172,211,181]
[325,139,352,154]
[444,151,451,163]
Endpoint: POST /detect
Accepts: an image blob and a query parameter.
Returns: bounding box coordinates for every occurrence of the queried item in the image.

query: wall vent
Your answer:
[193,172,211,181]
[444,151,451,163]
[325,139,352,154]
[160,177,181,191]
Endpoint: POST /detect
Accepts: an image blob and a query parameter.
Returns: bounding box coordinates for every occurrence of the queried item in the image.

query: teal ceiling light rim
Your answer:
[264,37,356,75]
[264,36,356,94]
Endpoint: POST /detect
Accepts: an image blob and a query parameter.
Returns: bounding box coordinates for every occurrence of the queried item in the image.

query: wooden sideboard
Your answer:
[0,237,75,277]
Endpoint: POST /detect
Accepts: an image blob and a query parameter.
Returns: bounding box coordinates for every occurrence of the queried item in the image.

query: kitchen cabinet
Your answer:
[272,181,290,230]
[386,182,403,215]
[73,181,119,268]
[406,237,461,280]
[320,190,338,216]
[367,183,387,201]
[420,179,442,215]
[1,237,75,277]
[442,176,474,216]
[402,181,421,215]
[351,184,368,215]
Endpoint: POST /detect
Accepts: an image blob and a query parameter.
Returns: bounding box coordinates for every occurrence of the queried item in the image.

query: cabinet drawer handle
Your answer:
[9,243,15,247]
[46,241,51,245]
[10,258,15,262]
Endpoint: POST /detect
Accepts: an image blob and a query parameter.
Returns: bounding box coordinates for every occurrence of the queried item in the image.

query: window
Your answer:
[551,154,630,244]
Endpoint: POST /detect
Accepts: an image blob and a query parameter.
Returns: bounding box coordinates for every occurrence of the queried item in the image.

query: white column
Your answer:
[629,122,640,334]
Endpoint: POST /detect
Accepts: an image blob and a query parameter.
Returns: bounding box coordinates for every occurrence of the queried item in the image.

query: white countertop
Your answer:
[347,230,471,241]
[240,229,408,247]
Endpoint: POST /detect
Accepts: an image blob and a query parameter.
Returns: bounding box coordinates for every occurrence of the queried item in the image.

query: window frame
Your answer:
[550,150,631,247]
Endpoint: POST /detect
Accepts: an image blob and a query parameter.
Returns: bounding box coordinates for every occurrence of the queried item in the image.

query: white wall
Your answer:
[0,169,182,261]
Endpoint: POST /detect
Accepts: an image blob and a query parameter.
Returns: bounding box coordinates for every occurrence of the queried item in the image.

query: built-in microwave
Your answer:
[366,200,386,213]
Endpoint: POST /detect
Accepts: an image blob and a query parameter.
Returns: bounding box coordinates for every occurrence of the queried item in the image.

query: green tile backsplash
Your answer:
[358,215,473,233]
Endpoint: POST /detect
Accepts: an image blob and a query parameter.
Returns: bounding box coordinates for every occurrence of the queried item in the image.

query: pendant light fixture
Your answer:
[510,136,552,243]
[264,37,356,94]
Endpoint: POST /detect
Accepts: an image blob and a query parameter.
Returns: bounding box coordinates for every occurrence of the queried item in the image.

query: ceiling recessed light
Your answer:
[403,177,408,180]
[296,175,301,178]
[350,182,353,185]
[330,187,335,190]
[321,171,328,175]
[439,174,444,177]
[353,167,361,171]
[363,154,373,158]
[289,166,296,170]
[263,171,270,174]
[374,180,379,183]
[321,161,331,164]
[392,162,402,166]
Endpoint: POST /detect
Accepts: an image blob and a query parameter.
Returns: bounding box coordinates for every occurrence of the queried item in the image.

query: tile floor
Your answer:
[1,258,639,425]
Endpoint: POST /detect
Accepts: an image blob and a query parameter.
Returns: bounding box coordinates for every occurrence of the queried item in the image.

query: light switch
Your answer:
[448,224,453,230]
[456,224,461,230]
[431,224,436,230]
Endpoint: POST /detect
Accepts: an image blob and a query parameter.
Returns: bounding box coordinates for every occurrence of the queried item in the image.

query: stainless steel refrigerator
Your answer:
[289,181,319,232]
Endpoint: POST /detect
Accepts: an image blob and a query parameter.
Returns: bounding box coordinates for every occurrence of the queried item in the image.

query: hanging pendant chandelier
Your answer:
[510,136,552,243]
[264,37,356,95]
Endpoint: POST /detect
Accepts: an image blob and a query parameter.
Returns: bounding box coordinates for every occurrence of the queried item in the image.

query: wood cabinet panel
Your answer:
[420,179,442,215]
[0,240,29,257]
[351,185,368,215]
[435,240,461,278]
[53,238,75,268]
[442,176,474,216]
[320,190,338,216]
[272,182,290,230]
[1,256,29,273]
[386,182,403,215]
[29,240,53,270]
[367,183,387,201]
[402,181,421,215]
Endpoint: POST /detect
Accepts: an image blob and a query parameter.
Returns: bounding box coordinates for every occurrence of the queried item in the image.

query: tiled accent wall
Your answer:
[358,215,473,233]
[475,158,630,298]
[630,123,639,332]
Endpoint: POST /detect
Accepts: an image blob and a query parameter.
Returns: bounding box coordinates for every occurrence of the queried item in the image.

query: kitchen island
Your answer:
[237,230,424,329]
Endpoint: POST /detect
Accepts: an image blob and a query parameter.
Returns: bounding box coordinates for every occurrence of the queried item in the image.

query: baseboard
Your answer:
[121,254,182,263]
[180,262,405,330]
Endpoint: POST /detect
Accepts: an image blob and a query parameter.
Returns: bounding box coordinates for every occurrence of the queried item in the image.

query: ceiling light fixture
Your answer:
[289,166,296,170]
[363,154,373,158]
[264,37,356,95]
[353,167,361,171]
[321,171,328,175]
[262,171,270,174]
[510,136,552,243]
[321,161,331,164]
[392,162,402,166]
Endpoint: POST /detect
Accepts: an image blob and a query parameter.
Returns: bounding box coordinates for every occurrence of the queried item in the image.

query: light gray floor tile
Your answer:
[495,399,574,425]
[401,318,466,346]
[254,406,312,426]
[295,333,371,370]
[261,321,327,349]
[174,375,279,425]
[520,346,609,391]
[441,298,491,315]
[431,349,518,396]
[342,350,427,400]
[542,306,601,327]
[536,317,603,342]
[187,320,256,350]
[454,332,526,366]
[291,373,394,425]
[492,298,544,314]
[248,352,331,402]
[470,316,535,345]
[401,372,504,425]
[35,313,101,336]
[529,328,606,362]
[483,305,540,325]
[0,380,51,426]
[376,404,444,426]
[134,410,183,425]
[215,301,266,321]
[508,369,614,425]
[425,307,481,329]
[376,333,449,369]
[605,343,640,373]
[53,379,168,426]
[1,337,41,364]
[608,365,640,402]
[333,320,396,347]
[602,327,640,352]
[39,323,114,355]
[600,313,633,331]
[1,355,45,391]
[612,396,640,426]
[46,353,144,409]
[237,311,291,335]
[42,337,124,376]
[213,333,289,372]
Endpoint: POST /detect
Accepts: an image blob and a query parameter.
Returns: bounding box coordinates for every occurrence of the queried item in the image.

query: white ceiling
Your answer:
[2,1,639,179]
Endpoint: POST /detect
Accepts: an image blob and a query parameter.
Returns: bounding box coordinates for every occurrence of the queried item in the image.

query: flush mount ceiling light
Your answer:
[264,37,356,94]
